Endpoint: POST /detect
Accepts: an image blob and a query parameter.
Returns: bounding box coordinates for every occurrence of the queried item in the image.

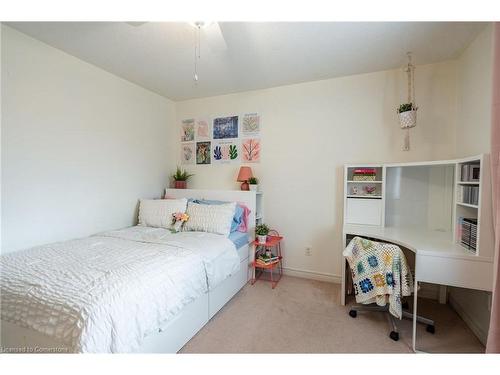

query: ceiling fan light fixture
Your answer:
[189,21,213,29]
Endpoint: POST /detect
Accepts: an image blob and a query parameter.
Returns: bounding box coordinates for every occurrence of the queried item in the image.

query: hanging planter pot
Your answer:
[398,52,418,151]
[399,109,417,129]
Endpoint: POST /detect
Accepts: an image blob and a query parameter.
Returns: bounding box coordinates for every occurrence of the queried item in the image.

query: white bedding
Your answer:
[0,226,239,353]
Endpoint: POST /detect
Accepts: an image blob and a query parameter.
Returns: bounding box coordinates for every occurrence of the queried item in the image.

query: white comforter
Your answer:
[0,226,239,353]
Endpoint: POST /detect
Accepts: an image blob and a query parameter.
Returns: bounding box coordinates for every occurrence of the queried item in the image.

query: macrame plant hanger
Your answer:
[402,52,417,151]
[193,22,202,84]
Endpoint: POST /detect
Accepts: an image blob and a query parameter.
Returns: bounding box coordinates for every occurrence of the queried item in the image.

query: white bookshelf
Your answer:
[343,165,385,226]
[255,191,263,224]
[453,156,482,254]
[342,154,493,260]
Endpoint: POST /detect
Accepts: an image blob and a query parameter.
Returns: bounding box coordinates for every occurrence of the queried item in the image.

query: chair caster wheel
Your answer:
[402,302,409,310]
[389,331,399,341]
[349,310,357,318]
[426,324,435,334]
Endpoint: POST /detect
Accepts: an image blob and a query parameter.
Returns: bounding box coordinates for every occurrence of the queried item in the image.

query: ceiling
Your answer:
[6,22,487,101]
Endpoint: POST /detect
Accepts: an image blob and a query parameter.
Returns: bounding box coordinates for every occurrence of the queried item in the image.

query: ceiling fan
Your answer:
[126,21,227,82]
[125,21,228,52]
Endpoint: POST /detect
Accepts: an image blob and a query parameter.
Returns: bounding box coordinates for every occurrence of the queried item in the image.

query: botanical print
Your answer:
[181,119,195,142]
[242,113,260,136]
[196,141,211,164]
[213,116,239,139]
[213,140,239,164]
[196,118,210,140]
[180,143,195,165]
[242,138,260,163]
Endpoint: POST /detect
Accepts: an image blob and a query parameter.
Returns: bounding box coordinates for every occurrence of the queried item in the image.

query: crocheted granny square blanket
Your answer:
[343,236,413,319]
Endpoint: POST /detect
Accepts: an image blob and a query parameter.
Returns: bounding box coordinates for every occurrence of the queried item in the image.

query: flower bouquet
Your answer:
[170,212,189,233]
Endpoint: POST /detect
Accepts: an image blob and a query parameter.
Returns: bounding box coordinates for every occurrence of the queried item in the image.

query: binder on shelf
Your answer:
[459,217,477,252]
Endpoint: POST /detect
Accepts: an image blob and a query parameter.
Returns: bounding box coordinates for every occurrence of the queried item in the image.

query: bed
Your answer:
[0,189,256,353]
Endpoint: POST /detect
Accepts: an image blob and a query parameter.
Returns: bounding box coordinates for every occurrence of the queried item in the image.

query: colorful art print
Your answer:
[181,119,195,142]
[213,116,239,139]
[242,138,260,163]
[181,143,195,165]
[213,141,239,163]
[196,141,211,164]
[242,113,260,135]
[196,118,210,140]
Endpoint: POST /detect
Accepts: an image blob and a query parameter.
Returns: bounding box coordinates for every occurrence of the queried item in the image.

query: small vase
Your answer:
[249,184,258,191]
[174,180,187,189]
[257,235,267,244]
[171,221,183,233]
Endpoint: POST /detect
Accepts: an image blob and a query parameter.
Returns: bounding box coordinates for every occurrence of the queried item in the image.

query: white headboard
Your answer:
[165,189,257,234]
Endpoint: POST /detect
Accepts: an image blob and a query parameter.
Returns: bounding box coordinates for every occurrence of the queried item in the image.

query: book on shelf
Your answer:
[353,168,376,175]
[461,164,480,182]
[256,254,280,265]
[459,217,477,251]
[459,185,479,205]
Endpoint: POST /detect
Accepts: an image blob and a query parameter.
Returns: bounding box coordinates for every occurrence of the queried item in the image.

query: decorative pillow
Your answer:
[191,199,245,232]
[184,202,236,236]
[235,202,251,233]
[138,198,188,228]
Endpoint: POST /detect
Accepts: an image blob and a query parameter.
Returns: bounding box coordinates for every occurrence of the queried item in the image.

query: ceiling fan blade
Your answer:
[126,22,148,27]
[204,22,227,52]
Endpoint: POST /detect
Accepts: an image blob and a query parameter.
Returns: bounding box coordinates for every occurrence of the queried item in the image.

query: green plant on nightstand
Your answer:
[256,223,270,244]
[248,177,259,191]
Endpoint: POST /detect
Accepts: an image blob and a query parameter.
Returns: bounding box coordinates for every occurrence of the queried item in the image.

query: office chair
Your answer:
[345,236,435,342]
[348,300,435,341]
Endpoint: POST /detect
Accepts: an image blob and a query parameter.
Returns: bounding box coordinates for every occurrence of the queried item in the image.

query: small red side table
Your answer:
[251,232,283,289]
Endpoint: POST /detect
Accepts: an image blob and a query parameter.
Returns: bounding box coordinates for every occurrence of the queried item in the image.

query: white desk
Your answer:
[341,224,494,351]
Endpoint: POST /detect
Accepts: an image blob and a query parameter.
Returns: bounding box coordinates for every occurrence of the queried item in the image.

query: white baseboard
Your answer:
[282,266,341,284]
[449,294,487,346]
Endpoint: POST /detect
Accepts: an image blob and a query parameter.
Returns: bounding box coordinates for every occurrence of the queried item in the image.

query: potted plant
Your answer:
[248,177,259,191]
[255,223,270,244]
[397,102,417,129]
[172,166,194,189]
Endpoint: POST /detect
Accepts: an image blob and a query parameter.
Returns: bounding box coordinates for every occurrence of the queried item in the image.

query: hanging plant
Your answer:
[397,102,418,129]
[398,52,418,151]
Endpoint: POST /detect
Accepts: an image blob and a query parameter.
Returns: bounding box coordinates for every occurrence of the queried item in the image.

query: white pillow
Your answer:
[184,202,236,236]
[138,198,188,228]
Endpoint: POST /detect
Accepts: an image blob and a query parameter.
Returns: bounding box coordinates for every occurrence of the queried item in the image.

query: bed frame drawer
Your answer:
[209,258,249,318]
[236,244,250,263]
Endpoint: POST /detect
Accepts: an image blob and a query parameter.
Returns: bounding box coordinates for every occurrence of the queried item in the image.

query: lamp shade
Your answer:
[237,166,253,182]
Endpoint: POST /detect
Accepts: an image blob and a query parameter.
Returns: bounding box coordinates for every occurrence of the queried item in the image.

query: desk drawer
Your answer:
[416,255,493,291]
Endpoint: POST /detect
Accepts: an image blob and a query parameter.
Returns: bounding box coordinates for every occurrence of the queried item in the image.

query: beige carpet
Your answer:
[180,276,485,353]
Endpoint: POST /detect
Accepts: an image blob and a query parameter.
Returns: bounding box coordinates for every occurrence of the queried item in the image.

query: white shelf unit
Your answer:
[255,191,263,224]
[342,154,494,260]
[453,156,483,254]
[343,165,385,226]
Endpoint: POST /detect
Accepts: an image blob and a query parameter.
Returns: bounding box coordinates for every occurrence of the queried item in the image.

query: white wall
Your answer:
[449,24,494,346]
[175,61,458,281]
[385,165,454,231]
[1,25,177,253]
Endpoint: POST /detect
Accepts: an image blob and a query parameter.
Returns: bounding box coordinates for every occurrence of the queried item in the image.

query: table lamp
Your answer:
[237,166,253,191]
